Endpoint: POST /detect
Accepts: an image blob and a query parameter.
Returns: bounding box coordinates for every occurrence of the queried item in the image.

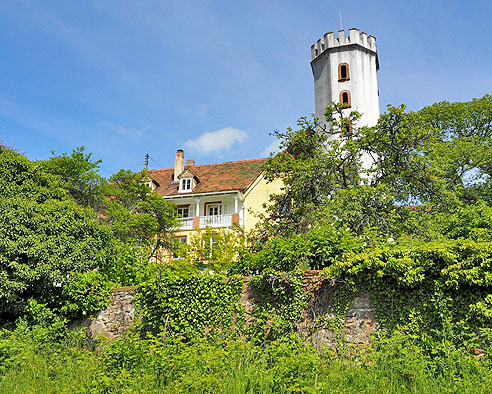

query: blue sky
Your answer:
[1,0,491,177]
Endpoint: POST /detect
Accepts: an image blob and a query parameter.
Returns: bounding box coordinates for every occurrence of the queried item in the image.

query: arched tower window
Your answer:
[339,90,351,107]
[338,63,350,81]
[342,118,353,137]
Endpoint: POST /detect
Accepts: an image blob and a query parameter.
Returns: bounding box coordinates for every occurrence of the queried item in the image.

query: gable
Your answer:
[178,169,196,180]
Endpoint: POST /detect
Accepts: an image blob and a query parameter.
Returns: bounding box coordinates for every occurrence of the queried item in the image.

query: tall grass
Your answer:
[1,328,491,393]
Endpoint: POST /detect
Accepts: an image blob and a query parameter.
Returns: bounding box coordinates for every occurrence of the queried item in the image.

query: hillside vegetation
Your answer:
[2,96,492,393]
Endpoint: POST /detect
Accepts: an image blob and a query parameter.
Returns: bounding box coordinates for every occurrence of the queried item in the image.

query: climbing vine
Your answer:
[136,270,244,339]
[247,270,307,342]
[323,238,492,348]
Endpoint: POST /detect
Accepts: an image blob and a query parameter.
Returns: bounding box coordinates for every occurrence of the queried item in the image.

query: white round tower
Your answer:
[311,28,380,128]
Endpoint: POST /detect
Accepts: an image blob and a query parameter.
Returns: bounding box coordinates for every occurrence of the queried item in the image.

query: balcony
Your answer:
[178,217,194,230]
[177,214,234,230]
[200,214,232,228]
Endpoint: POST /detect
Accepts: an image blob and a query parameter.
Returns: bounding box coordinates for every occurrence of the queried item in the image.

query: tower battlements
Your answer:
[311,28,377,61]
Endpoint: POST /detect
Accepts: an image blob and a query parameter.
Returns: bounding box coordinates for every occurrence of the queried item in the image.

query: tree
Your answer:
[42,150,178,261]
[178,225,245,273]
[419,95,492,204]
[260,95,492,238]
[358,104,444,204]
[42,146,107,209]
[261,107,362,237]
[104,169,178,260]
[0,147,114,321]
[360,95,492,206]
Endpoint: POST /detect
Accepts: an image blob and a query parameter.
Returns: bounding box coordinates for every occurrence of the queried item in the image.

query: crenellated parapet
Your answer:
[311,28,377,60]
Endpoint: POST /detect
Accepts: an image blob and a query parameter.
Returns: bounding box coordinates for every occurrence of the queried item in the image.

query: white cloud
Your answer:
[98,121,150,138]
[116,125,150,138]
[262,139,280,157]
[184,127,247,154]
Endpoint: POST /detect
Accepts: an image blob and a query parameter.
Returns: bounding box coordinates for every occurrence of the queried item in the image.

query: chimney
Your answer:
[186,159,195,166]
[174,149,184,181]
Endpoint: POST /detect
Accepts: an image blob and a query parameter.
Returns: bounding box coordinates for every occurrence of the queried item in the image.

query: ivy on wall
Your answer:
[135,269,310,343]
[323,238,492,347]
[130,234,492,352]
[136,271,244,338]
[247,270,306,342]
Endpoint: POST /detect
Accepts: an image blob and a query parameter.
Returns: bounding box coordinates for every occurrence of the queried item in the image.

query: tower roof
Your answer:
[311,28,378,69]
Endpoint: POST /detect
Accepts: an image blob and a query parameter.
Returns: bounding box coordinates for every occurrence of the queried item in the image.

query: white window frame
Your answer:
[177,206,190,218]
[179,177,193,192]
[207,203,221,216]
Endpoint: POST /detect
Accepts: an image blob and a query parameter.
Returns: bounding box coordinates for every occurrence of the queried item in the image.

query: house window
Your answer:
[203,201,229,217]
[338,63,350,81]
[180,178,192,192]
[209,236,217,257]
[339,90,351,107]
[172,236,187,259]
[177,205,190,218]
[208,203,221,216]
[203,235,218,259]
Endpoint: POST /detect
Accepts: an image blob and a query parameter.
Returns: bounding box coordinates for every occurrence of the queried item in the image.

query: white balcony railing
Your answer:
[177,217,194,230]
[200,214,233,228]
[177,214,234,230]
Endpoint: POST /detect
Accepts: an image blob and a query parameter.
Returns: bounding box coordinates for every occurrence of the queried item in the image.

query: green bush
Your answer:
[432,202,492,241]
[323,237,492,347]
[239,225,366,273]
[0,148,115,322]
[247,270,306,343]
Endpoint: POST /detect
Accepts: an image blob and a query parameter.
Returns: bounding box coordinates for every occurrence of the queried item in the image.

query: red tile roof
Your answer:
[148,158,266,197]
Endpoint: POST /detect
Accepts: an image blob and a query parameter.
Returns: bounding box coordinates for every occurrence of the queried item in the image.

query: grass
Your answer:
[1,328,492,393]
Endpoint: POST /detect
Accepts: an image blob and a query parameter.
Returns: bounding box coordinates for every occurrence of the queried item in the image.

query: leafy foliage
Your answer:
[239,225,366,273]
[322,236,492,347]
[42,146,106,209]
[174,225,246,274]
[104,170,177,254]
[261,95,492,238]
[102,240,159,286]
[0,147,114,322]
[261,109,361,237]
[247,270,306,343]
[419,95,492,203]
[137,270,243,338]
[43,149,178,260]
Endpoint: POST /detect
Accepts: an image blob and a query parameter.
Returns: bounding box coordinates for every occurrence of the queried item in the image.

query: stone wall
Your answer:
[88,273,377,347]
[298,271,377,349]
[86,286,136,341]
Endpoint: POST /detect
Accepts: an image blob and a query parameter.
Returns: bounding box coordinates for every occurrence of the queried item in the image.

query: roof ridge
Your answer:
[148,157,266,172]
[199,158,267,166]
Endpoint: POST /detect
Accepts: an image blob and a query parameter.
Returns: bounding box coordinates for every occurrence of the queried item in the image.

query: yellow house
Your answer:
[147,150,283,253]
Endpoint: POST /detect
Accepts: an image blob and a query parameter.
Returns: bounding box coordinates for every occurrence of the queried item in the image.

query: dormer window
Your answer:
[178,168,197,193]
[180,177,192,192]
[143,178,158,191]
